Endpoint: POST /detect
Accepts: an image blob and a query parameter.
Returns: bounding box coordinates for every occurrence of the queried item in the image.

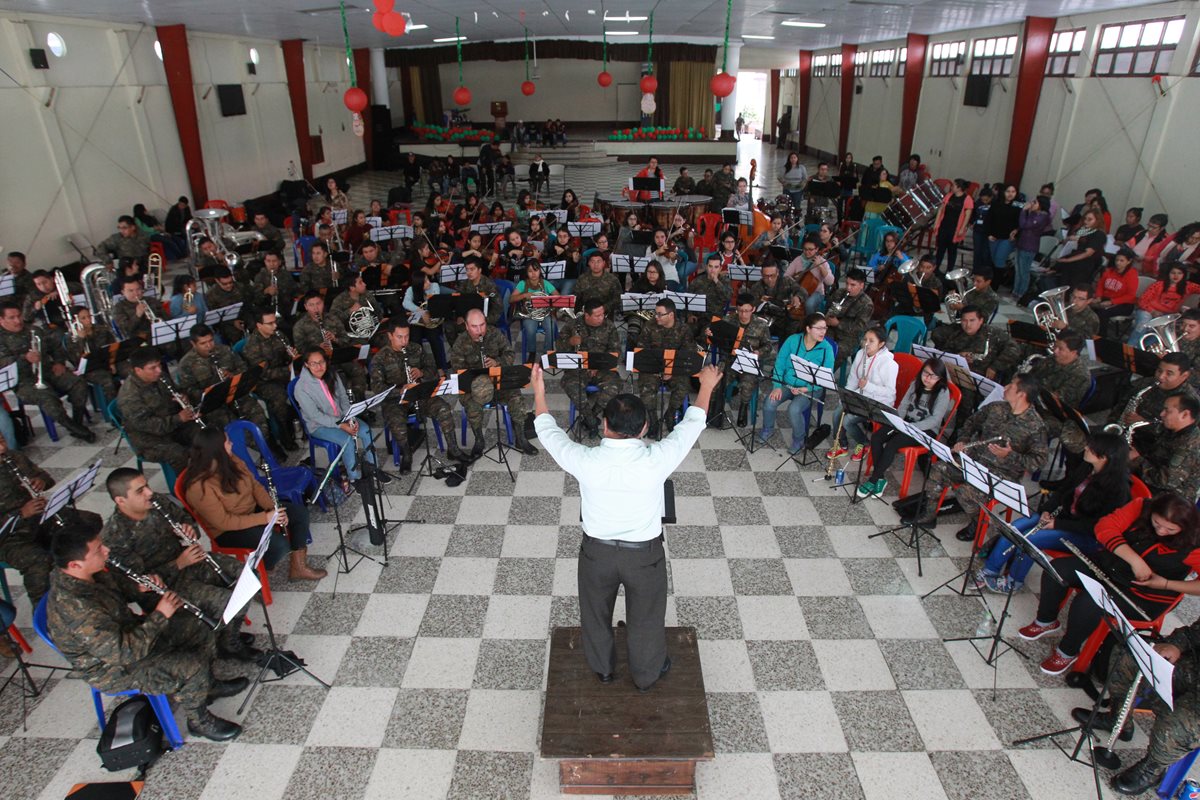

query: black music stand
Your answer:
[728,348,774,454]
[627,347,705,441]
[150,316,194,347]
[438,263,468,285]
[828,389,897,499]
[540,352,617,441]
[775,358,837,469]
[1093,337,1160,378]
[540,260,567,284]
[402,375,462,494]
[630,177,664,200]
[309,435,367,577]
[567,221,601,239]
[665,292,707,319]
[727,263,762,283]
[460,365,533,480]
[610,254,652,276]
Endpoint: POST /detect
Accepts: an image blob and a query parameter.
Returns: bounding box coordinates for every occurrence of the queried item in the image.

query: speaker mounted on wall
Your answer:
[29,49,49,70]
[246,62,257,76]
[963,75,992,108]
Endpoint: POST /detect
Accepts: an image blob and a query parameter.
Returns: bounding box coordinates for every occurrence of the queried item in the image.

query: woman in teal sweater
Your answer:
[760,312,835,453]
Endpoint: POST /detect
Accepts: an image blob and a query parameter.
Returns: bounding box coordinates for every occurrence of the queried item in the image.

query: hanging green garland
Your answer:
[640,12,657,93]
[711,0,737,98]
[339,0,367,116]
[452,17,471,105]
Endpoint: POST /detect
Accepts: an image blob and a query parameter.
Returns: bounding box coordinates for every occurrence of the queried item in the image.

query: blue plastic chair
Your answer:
[493,279,516,341]
[460,403,514,446]
[231,339,247,356]
[287,378,344,505]
[107,399,144,470]
[293,235,318,269]
[884,315,928,354]
[385,417,446,467]
[520,315,556,364]
[33,595,185,750]
[225,420,323,512]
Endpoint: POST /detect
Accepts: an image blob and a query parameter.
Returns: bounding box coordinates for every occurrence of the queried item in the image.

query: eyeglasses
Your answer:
[306,361,325,367]
[653,311,672,318]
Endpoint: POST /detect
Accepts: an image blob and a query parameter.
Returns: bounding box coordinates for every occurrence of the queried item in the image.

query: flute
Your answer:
[150,498,235,587]
[1061,540,1153,621]
[106,557,219,629]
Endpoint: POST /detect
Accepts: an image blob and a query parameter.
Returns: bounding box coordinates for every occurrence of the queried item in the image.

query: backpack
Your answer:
[96,695,165,773]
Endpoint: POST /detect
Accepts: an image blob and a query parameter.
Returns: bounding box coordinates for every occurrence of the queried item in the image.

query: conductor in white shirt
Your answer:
[532,361,722,691]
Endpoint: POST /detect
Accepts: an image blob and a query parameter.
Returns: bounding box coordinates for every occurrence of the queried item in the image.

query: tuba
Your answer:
[1032,286,1070,348]
[1140,313,1181,356]
[943,267,973,323]
[80,263,113,323]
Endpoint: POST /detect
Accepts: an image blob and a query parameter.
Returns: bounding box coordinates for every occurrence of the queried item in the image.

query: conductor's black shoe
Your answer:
[206,676,249,701]
[636,656,673,693]
[188,710,242,742]
[955,522,978,542]
[1112,758,1164,795]
[1071,707,1135,740]
[595,672,614,684]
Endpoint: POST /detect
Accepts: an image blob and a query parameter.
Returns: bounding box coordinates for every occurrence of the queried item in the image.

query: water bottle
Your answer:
[835,467,845,486]
[974,610,995,637]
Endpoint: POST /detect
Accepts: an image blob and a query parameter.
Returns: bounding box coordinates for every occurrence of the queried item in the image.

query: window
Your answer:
[897,46,907,77]
[1045,28,1085,77]
[812,54,828,77]
[972,35,1017,76]
[46,32,66,58]
[1093,16,1185,76]
[869,48,895,77]
[783,68,798,78]
[830,57,842,78]
[929,40,965,77]
[853,51,868,77]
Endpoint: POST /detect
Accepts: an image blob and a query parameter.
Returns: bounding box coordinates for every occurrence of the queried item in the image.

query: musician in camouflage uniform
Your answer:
[355,240,406,317]
[449,309,538,457]
[1054,284,1101,340]
[573,253,623,322]
[555,299,622,438]
[242,308,299,450]
[0,301,95,441]
[1178,310,1200,392]
[298,241,340,306]
[116,347,201,471]
[63,306,121,401]
[176,324,279,455]
[636,298,697,438]
[371,318,465,466]
[100,468,256,660]
[329,271,384,348]
[205,268,246,344]
[3,252,36,306]
[454,257,501,328]
[46,525,244,741]
[293,291,367,400]
[249,251,300,324]
[21,271,71,329]
[95,216,150,263]
[902,373,1048,541]
[708,293,775,427]
[825,268,874,367]
[746,262,806,340]
[947,267,1000,323]
[1133,392,1200,502]
[688,254,733,334]
[1028,329,1092,424]
[930,304,1023,381]
[1110,352,1197,426]
[110,278,153,342]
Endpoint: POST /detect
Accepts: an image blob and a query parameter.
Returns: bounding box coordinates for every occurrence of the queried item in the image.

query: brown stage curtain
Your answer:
[407,67,425,122]
[386,41,716,69]
[668,61,716,132]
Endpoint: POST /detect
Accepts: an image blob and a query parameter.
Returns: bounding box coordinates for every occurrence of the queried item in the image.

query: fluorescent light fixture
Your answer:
[604,12,648,22]
[743,35,775,40]
[407,24,428,31]
[781,20,827,28]
[433,36,466,42]
[605,30,640,36]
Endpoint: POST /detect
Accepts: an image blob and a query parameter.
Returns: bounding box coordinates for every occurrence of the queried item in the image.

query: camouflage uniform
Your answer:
[454,276,501,327]
[687,273,732,329]
[241,330,297,434]
[825,289,874,367]
[46,569,216,716]
[111,297,151,341]
[967,286,1000,323]
[355,257,407,316]
[929,324,1023,379]
[1178,335,1200,393]
[1110,379,1199,425]
[249,267,300,319]
[573,271,623,321]
[636,320,697,423]
[716,313,774,415]
[0,452,100,603]
[1139,423,1200,502]
[1104,616,1200,770]
[555,318,622,424]
[292,314,368,400]
[449,327,530,437]
[64,324,121,400]
[370,344,457,452]
[96,231,151,262]
[298,261,337,296]
[1065,304,1100,339]
[920,402,1048,520]
[1028,354,1092,444]
[329,289,385,341]
[709,170,736,211]
[254,223,286,255]
[176,344,269,432]
[22,291,69,329]
[116,374,198,471]
[0,327,89,426]
[205,283,246,344]
[746,276,807,339]
[5,270,36,306]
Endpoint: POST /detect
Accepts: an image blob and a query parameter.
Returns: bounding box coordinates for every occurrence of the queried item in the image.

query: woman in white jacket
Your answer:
[827,326,898,461]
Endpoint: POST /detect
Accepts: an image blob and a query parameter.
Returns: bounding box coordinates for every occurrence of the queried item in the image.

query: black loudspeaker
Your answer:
[216,84,247,116]
[247,62,257,75]
[29,48,49,70]
[964,75,991,108]
[370,104,397,169]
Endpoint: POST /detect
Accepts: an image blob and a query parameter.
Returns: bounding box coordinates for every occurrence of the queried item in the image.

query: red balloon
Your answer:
[639,75,657,94]
[382,11,406,36]
[343,87,369,113]
[374,0,395,11]
[453,86,472,106]
[710,72,736,98]
[371,12,386,32]
[521,80,536,96]
[597,70,613,88]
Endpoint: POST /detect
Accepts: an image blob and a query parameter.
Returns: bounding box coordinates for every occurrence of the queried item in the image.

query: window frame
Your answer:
[1045,28,1086,77]
[929,40,966,77]
[869,48,895,78]
[970,35,1018,77]
[812,54,829,78]
[897,46,907,77]
[1092,15,1186,77]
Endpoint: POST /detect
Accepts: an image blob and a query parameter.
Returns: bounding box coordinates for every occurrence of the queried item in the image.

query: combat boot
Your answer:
[469,427,486,459]
[187,708,242,742]
[1112,757,1165,795]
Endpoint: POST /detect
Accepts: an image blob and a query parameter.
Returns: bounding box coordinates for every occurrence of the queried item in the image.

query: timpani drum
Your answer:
[593,194,624,227]
[610,200,647,230]
[650,201,679,230]
[676,195,714,229]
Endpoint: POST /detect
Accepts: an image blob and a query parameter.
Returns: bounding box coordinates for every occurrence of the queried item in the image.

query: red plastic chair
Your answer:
[891,353,923,403]
[1129,475,1151,500]
[694,213,722,256]
[1072,593,1181,674]
[203,199,230,210]
[933,178,953,194]
[893,382,963,499]
[966,182,981,200]
[174,471,273,606]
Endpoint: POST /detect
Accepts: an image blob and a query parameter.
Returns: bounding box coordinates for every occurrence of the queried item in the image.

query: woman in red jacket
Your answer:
[932,179,973,270]
[1127,264,1200,346]
[1090,248,1140,337]
[1018,493,1200,676]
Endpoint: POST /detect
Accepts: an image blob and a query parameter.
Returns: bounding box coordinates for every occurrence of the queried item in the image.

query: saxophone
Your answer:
[1104,381,1157,437]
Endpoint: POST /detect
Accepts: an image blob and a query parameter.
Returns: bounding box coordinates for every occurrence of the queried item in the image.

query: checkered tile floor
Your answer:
[0,138,1184,799]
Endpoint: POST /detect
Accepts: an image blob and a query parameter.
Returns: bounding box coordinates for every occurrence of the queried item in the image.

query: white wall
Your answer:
[806,74,841,156]
[301,43,364,175]
[436,59,643,123]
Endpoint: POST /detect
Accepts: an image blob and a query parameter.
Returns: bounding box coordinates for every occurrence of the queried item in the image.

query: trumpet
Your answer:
[159,377,207,429]
[150,497,234,587]
[31,331,48,390]
[106,557,219,629]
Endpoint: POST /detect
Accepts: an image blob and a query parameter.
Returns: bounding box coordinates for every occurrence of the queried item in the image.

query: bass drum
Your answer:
[882,178,945,233]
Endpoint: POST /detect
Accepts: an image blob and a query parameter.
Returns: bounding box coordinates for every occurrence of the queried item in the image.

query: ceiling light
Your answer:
[406,24,427,31]
[588,9,596,15]
[743,35,775,40]
[433,36,466,42]
[781,20,827,28]
[605,31,640,36]
[604,12,648,22]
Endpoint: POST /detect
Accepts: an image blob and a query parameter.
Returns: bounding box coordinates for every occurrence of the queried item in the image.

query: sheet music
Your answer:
[1079,573,1175,709]
[993,478,1030,517]
[205,303,243,325]
[332,209,349,225]
[567,221,601,237]
[958,452,992,494]
[731,349,760,376]
[0,362,17,393]
[439,263,466,284]
[0,275,13,296]
[224,558,263,625]
[976,375,1005,407]
[664,291,706,312]
[435,374,460,396]
[621,292,663,312]
[543,352,582,370]
[366,216,383,229]
[371,224,414,242]
[151,315,196,346]
[912,344,970,372]
[541,260,566,281]
[610,254,652,274]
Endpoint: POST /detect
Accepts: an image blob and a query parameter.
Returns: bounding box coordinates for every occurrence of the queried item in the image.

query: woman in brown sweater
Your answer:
[183,427,326,581]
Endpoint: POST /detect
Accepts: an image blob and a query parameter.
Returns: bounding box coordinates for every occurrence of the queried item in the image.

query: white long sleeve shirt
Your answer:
[535,405,706,541]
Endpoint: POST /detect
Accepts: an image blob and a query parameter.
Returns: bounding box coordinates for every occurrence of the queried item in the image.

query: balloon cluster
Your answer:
[412,124,496,143]
[608,127,705,141]
[370,0,407,36]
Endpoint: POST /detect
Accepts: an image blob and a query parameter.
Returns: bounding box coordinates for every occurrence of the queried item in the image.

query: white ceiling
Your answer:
[2,0,1166,52]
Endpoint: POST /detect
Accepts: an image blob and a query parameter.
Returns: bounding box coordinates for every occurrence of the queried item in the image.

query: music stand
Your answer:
[403,374,462,495]
[0,362,16,393]
[309,435,367,576]
[439,263,468,284]
[540,261,567,283]
[726,349,775,453]
[204,303,243,328]
[610,254,651,275]
[828,390,896,499]
[370,223,414,243]
[460,365,532,479]
[727,263,762,283]
[567,221,601,238]
[626,347,705,440]
[913,343,995,411]
[622,293,664,316]
[629,177,664,199]
[40,459,102,526]
[664,291,707,318]
[340,387,418,557]
[232,512,330,713]
[722,208,752,227]
[775,358,837,468]
[151,315,194,347]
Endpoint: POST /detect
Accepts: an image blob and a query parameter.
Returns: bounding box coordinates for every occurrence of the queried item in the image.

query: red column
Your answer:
[797,50,812,153]
[353,48,373,168]
[1005,17,1056,186]
[768,69,780,144]
[837,44,857,158]
[281,40,313,181]
[155,25,208,206]
[898,33,928,168]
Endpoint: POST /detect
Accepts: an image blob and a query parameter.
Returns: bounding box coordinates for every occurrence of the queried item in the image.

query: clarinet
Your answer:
[150,498,235,587]
[259,460,281,513]
[3,455,64,528]
[159,377,207,429]
[1061,540,1153,621]
[106,557,219,629]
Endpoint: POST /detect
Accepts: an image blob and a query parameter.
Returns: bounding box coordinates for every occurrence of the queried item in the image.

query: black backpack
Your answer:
[96,695,165,773]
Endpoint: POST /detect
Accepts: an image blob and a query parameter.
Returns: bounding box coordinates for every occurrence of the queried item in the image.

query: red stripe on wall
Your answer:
[1005,17,1056,187]
[769,69,780,144]
[797,51,812,153]
[353,48,373,169]
[155,25,208,206]
[281,40,313,181]
[898,33,928,169]
[838,44,857,158]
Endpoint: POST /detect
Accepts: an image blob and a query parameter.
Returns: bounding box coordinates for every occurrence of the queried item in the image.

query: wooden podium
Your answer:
[541,626,714,795]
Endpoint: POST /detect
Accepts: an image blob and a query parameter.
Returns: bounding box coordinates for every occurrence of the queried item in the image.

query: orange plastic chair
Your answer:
[203,199,230,210]
[174,471,273,606]
[1072,593,1181,674]
[694,213,722,256]
[894,382,963,499]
